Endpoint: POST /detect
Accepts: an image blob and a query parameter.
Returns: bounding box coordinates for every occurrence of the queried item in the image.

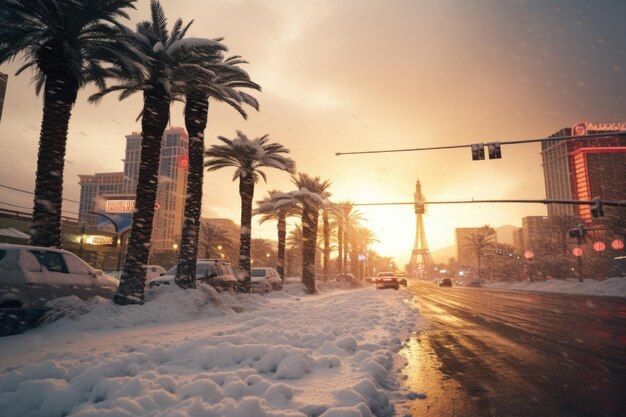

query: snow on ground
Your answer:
[483,276,626,298]
[0,281,426,417]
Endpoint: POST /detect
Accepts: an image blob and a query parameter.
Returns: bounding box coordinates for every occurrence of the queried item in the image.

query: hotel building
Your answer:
[78,127,189,253]
[541,122,626,224]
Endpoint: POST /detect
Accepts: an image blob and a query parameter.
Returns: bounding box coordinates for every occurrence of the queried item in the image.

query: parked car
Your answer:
[146,265,166,280]
[466,280,482,288]
[147,259,237,292]
[250,267,283,293]
[0,243,119,335]
[439,278,453,287]
[375,271,399,290]
[336,273,359,287]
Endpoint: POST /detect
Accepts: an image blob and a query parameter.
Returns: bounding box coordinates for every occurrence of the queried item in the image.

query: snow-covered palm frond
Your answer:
[205,132,295,184]
[0,0,136,91]
[150,0,168,43]
[166,37,227,55]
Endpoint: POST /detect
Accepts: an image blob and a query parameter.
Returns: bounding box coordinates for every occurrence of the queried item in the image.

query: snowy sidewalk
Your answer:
[0,284,424,417]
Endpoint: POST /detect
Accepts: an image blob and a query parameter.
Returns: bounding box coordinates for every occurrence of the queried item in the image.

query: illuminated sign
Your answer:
[572,121,626,136]
[105,200,135,213]
[179,155,189,169]
[86,236,113,245]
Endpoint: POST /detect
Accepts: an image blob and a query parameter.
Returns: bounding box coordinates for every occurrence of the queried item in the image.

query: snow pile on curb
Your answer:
[0,285,423,417]
[484,276,626,298]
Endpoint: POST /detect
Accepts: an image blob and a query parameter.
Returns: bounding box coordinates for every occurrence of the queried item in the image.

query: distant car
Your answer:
[146,265,166,280]
[439,278,452,287]
[466,280,482,288]
[375,272,399,290]
[0,243,119,335]
[251,267,283,293]
[336,273,359,287]
[147,259,237,292]
[396,272,408,287]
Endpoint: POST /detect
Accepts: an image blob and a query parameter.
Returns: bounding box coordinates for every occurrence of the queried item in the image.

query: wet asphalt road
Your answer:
[398,281,626,417]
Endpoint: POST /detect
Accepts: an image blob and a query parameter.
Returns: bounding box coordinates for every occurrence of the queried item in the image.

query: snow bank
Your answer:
[484,276,626,298]
[0,283,424,417]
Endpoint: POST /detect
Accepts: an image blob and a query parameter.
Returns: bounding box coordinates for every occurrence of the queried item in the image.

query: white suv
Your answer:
[250,267,283,293]
[0,244,119,335]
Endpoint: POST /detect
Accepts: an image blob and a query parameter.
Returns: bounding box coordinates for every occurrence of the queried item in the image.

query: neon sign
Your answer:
[572,121,626,136]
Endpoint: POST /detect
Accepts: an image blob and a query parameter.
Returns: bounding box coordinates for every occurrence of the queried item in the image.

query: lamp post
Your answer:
[78,221,86,259]
[266,252,270,266]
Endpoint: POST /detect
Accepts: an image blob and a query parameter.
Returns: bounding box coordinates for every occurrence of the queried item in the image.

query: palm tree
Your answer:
[291,173,332,294]
[331,201,364,273]
[464,226,496,281]
[350,227,379,279]
[198,222,235,259]
[255,190,301,279]
[205,132,295,292]
[251,238,274,266]
[0,0,137,247]
[89,0,227,304]
[174,53,260,289]
[321,206,334,281]
[286,224,304,276]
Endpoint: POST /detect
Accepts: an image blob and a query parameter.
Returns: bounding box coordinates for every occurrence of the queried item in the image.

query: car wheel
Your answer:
[0,303,26,336]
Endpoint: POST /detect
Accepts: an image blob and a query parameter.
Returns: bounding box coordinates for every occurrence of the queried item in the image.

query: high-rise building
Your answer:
[78,127,189,253]
[0,72,8,123]
[78,172,126,224]
[541,121,626,223]
[521,216,550,252]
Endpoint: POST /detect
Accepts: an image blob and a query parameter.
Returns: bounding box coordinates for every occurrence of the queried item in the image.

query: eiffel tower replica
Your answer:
[408,179,434,277]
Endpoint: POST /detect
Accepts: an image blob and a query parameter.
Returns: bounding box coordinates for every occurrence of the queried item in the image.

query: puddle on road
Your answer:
[396,333,468,416]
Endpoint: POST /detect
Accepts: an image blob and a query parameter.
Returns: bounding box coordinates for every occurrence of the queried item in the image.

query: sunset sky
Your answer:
[1,0,625,266]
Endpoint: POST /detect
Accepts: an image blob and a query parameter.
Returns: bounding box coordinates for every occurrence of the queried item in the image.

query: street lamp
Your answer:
[78,221,86,259]
[266,252,270,265]
[173,243,178,251]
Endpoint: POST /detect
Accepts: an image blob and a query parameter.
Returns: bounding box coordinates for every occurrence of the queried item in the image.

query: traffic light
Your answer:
[487,142,502,159]
[568,224,586,239]
[471,143,485,160]
[591,197,604,218]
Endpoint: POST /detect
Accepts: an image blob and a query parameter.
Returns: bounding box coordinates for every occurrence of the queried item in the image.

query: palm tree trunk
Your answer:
[477,252,482,282]
[176,91,209,289]
[29,76,78,248]
[343,229,349,273]
[115,87,170,305]
[337,222,344,273]
[302,208,319,294]
[239,176,255,292]
[277,214,286,280]
[323,209,330,281]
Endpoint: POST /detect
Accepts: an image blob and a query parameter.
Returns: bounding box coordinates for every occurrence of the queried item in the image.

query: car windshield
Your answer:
[0,2,624,416]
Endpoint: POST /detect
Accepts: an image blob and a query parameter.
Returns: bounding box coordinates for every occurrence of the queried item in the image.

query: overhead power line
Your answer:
[353,198,626,208]
[0,201,80,215]
[335,131,626,156]
[0,183,80,204]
